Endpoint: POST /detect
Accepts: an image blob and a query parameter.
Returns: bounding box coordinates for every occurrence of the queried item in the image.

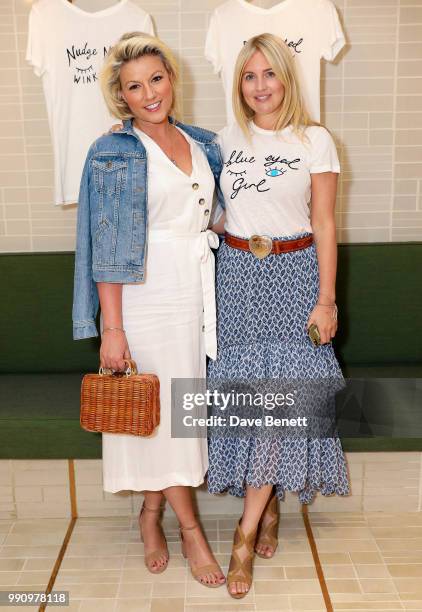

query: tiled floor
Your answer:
[2,512,422,611]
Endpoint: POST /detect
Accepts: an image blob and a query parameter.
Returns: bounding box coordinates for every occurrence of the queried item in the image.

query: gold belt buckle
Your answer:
[248,235,273,259]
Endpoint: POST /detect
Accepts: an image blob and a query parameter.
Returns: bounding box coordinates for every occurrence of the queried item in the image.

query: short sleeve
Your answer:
[216,126,227,148]
[142,13,156,37]
[26,5,44,77]
[309,128,340,174]
[205,11,222,74]
[321,1,345,62]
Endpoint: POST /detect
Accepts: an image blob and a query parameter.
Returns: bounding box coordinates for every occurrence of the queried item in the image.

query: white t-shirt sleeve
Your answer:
[205,11,222,74]
[320,0,346,62]
[216,126,226,145]
[308,128,340,174]
[26,5,45,77]
[142,13,156,36]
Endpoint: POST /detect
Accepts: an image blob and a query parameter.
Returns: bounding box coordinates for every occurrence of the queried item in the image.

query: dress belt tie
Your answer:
[148,229,219,360]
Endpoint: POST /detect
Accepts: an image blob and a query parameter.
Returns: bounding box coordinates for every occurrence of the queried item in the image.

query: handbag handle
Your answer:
[99,359,138,377]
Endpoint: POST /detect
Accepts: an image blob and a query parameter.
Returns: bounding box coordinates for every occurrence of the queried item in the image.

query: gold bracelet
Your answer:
[316,303,338,321]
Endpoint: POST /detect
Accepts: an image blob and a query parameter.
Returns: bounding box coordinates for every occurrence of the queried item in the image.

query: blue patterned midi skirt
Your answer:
[207,234,350,504]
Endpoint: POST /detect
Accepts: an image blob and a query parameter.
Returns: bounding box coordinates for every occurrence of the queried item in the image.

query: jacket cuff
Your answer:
[73,321,99,340]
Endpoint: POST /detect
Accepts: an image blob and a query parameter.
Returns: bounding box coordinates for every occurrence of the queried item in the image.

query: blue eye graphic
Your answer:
[266,167,286,177]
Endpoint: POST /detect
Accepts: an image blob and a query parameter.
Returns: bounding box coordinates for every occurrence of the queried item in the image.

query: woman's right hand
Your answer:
[102,124,123,136]
[100,329,131,371]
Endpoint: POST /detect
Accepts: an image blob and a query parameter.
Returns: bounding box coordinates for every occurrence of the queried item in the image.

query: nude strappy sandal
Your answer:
[227,520,257,599]
[180,523,225,588]
[139,503,169,574]
[255,493,279,558]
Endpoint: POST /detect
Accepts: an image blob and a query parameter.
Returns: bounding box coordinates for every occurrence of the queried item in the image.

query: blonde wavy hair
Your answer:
[233,33,319,139]
[100,31,180,120]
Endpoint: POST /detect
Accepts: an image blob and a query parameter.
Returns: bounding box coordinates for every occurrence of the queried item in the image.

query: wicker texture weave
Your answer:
[80,360,160,436]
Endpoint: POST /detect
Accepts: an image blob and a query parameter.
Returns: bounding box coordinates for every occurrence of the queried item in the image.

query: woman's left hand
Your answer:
[307,304,338,345]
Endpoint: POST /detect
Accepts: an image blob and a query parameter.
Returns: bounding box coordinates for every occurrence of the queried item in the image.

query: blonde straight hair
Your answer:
[232,33,319,140]
[100,31,180,121]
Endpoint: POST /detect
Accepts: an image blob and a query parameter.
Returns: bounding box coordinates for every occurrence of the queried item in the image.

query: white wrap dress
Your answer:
[102,126,218,492]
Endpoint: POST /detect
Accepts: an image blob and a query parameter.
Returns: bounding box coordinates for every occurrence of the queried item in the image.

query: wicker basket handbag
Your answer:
[80,359,160,436]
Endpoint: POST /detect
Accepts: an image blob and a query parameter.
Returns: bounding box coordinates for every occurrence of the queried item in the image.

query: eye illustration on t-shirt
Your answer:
[225,149,270,200]
[66,42,112,85]
[227,168,247,178]
[224,150,302,199]
[264,155,301,178]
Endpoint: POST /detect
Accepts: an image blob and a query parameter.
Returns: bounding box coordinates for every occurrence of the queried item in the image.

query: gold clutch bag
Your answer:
[80,359,160,436]
[308,323,321,347]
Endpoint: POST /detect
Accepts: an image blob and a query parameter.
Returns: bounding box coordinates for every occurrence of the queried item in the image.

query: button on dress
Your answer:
[102,126,218,492]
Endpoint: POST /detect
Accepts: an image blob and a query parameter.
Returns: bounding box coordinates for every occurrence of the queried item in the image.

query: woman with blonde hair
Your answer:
[207,33,349,598]
[72,31,225,587]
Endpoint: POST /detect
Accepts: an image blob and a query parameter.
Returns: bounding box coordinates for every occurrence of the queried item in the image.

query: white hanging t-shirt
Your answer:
[218,121,340,238]
[205,0,345,123]
[26,0,155,206]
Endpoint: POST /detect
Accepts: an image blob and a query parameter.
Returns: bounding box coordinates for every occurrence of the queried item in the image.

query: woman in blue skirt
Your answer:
[207,33,349,598]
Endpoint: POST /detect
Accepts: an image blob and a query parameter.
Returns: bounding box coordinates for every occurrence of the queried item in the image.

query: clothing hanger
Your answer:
[67,0,124,3]
[246,0,284,6]
[67,0,124,4]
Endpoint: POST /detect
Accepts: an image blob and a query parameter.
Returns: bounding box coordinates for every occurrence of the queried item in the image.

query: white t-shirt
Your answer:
[205,0,345,123]
[218,121,340,238]
[26,0,154,206]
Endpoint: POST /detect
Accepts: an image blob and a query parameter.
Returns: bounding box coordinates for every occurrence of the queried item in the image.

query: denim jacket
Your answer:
[72,118,224,340]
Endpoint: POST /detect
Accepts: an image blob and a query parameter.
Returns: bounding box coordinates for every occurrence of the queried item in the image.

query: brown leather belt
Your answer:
[224,232,313,259]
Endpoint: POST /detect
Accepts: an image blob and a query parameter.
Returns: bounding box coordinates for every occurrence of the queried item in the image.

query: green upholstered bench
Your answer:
[332,243,422,450]
[0,244,421,458]
[0,253,100,459]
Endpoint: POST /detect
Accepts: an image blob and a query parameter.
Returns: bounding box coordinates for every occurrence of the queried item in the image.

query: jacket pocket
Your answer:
[94,216,111,246]
[92,158,128,195]
[93,216,113,266]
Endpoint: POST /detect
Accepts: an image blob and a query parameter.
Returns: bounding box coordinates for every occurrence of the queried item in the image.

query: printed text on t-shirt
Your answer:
[264,154,300,177]
[243,37,303,56]
[225,149,301,198]
[225,150,268,199]
[66,42,112,85]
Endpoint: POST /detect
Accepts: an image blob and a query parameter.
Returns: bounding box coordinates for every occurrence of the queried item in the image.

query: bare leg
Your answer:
[255,486,278,558]
[139,490,168,571]
[163,485,225,586]
[229,484,273,596]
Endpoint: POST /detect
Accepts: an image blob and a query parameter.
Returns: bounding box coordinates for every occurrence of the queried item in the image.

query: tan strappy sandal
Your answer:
[139,503,169,574]
[255,493,279,558]
[227,520,257,599]
[180,523,225,588]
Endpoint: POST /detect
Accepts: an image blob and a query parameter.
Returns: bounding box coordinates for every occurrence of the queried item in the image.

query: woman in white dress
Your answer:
[74,33,225,587]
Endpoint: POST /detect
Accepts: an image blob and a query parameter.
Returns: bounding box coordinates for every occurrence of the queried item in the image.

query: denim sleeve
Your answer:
[215,181,225,211]
[212,141,226,211]
[72,144,99,340]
